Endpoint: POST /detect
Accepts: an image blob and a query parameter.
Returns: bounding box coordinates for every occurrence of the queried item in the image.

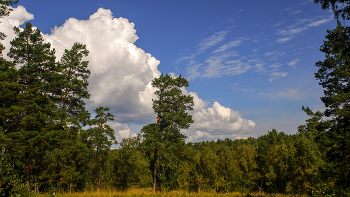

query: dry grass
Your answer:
[35,188,297,197]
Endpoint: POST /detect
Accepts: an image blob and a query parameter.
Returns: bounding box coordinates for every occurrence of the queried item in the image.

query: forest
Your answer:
[1,0,350,196]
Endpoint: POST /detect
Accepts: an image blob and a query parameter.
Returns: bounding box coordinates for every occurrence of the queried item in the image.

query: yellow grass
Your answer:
[35,188,299,197]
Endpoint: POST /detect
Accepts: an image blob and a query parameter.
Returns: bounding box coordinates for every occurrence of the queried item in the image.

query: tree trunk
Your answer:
[96,167,100,193]
[25,150,30,191]
[152,147,158,193]
[96,148,101,193]
[57,157,61,193]
[152,114,162,193]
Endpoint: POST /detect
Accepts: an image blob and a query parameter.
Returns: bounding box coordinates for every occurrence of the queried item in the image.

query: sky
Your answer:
[0,0,338,143]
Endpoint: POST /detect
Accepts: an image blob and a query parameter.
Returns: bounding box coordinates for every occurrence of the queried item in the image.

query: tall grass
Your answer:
[35,188,298,197]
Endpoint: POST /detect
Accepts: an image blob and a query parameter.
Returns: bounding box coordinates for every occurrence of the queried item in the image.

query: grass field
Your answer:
[35,188,299,197]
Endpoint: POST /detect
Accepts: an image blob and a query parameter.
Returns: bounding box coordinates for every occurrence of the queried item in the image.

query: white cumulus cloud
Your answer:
[1,6,256,142]
[0,5,34,56]
[43,8,161,125]
[6,5,33,26]
[184,100,255,142]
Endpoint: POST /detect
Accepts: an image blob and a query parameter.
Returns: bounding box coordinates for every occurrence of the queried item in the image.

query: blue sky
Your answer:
[1,0,337,142]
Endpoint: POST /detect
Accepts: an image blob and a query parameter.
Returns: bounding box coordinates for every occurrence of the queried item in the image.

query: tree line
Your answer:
[0,1,116,195]
[1,0,350,196]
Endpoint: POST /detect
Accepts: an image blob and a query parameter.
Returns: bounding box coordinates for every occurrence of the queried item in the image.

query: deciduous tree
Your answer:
[113,135,150,191]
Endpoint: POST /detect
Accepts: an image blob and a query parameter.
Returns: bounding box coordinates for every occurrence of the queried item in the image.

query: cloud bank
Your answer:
[0,6,255,142]
[185,94,256,141]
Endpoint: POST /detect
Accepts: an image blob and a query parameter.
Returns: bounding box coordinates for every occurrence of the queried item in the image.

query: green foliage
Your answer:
[86,107,116,153]
[316,21,350,120]
[256,129,292,178]
[176,139,260,194]
[112,135,151,191]
[1,20,96,194]
[197,146,218,192]
[291,133,323,195]
[84,107,116,192]
[151,73,194,133]
[314,0,350,19]
[0,152,30,197]
[6,22,58,190]
[0,0,18,53]
[235,144,259,193]
[297,106,330,138]
[314,20,350,190]
[0,0,17,18]
[150,148,179,191]
[56,42,90,127]
[176,155,197,192]
[141,73,194,192]
[264,139,295,193]
[0,53,18,141]
[0,31,28,195]
[215,144,237,192]
[1,1,347,195]
[0,133,31,196]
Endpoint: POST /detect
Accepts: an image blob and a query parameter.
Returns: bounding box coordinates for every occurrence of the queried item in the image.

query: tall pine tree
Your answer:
[39,43,91,192]
[315,20,350,190]
[56,42,90,128]
[7,22,57,190]
[141,73,194,193]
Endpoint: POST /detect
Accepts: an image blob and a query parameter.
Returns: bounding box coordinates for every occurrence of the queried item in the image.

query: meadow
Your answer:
[35,189,303,197]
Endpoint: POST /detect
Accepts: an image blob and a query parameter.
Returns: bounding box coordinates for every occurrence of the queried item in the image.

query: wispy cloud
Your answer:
[290,10,302,15]
[198,31,228,51]
[268,72,288,82]
[277,16,334,36]
[299,0,312,5]
[181,32,253,79]
[276,36,294,43]
[264,51,285,57]
[240,88,257,92]
[265,51,276,56]
[277,27,307,35]
[176,31,228,64]
[175,54,196,64]
[230,83,258,92]
[273,22,283,27]
[288,58,300,67]
[186,60,203,80]
[259,88,311,100]
[308,17,333,27]
[186,49,252,79]
[248,58,266,73]
[255,63,266,72]
[212,39,243,53]
[269,63,282,68]
[203,56,252,78]
[271,72,288,77]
